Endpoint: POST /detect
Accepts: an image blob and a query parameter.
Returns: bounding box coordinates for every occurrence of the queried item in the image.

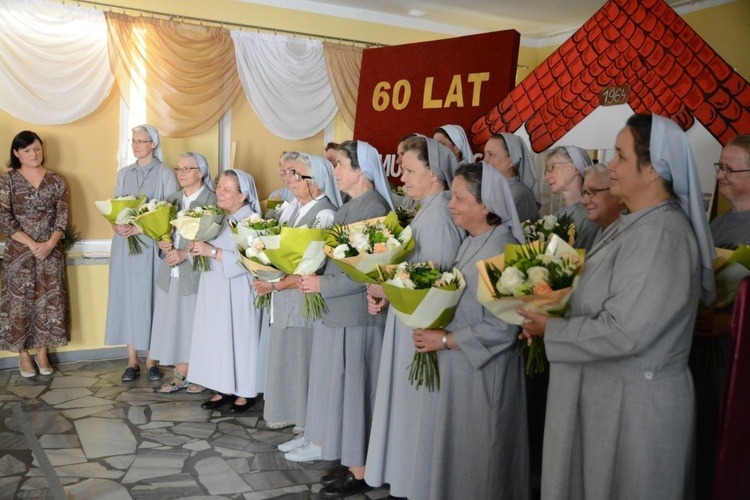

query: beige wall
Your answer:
[0,0,747,359]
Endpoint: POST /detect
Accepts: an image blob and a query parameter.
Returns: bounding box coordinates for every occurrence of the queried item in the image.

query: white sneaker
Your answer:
[277,434,307,453]
[284,441,322,462]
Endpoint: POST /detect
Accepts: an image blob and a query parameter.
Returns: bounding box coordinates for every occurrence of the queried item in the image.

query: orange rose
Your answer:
[533,282,553,295]
[373,242,388,253]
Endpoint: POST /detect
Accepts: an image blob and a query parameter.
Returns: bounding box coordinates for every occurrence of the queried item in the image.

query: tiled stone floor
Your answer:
[0,358,390,500]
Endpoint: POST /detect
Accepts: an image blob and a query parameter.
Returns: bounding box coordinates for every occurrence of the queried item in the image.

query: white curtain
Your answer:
[231,31,337,140]
[0,0,114,124]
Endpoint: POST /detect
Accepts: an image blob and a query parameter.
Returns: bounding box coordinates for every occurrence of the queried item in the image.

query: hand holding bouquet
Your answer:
[522,213,576,245]
[170,205,226,271]
[231,217,286,312]
[379,262,466,391]
[477,234,584,375]
[95,195,147,255]
[257,225,329,319]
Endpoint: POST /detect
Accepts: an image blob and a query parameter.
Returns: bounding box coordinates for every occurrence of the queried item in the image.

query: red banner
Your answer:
[353,30,520,184]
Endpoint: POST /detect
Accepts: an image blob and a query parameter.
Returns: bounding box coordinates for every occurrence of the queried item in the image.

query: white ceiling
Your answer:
[243,0,732,46]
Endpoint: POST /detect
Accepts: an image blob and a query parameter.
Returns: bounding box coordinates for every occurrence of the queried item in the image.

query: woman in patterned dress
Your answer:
[0,131,70,377]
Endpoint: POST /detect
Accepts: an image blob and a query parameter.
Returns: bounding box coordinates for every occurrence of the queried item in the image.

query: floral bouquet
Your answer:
[95,195,147,255]
[325,211,415,284]
[229,215,285,312]
[230,213,281,247]
[257,225,329,319]
[476,234,584,375]
[132,200,176,243]
[521,213,576,245]
[713,244,750,308]
[379,262,466,391]
[395,206,417,227]
[170,205,226,272]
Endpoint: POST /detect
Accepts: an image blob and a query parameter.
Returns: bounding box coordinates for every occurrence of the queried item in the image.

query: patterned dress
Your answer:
[0,170,70,352]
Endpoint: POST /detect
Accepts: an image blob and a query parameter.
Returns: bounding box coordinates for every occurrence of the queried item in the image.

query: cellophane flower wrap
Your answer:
[95,195,147,255]
[133,199,176,242]
[379,262,466,391]
[170,205,226,272]
[230,214,284,311]
[324,211,415,284]
[713,245,750,308]
[476,234,584,375]
[257,224,329,320]
[521,213,576,245]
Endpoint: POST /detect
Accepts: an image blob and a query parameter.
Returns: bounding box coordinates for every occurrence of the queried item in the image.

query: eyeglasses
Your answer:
[130,139,153,146]
[714,162,750,176]
[174,167,200,173]
[289,168,313,182]
[580,187,611,199]
[545,161,573,175]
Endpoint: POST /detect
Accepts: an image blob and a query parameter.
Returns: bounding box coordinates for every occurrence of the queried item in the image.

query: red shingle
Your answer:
[630,27,647,49]
[470,0,750,155]
[709,89,731,110]
[708,55,733,82]
[696,70,719,94]
[683,83,704,110]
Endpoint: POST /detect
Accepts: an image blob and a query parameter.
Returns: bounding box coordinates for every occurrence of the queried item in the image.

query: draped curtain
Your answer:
[105,12,241,137]
[0,0,114,124]
[323,43,363,131]
[231,31,338,140]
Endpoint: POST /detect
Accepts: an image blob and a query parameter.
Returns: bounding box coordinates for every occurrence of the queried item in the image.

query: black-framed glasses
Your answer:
[714,162,750,176]
[545,161,573,175]
[289,168,313,182]
[174,167,200,173]
[130,139,153,145]
[580,187,610,198]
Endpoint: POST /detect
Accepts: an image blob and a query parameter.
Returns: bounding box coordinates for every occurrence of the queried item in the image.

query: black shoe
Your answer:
[147,366,163,381]
[320,465,350,488]
[200,393,237,410]
[224,397,256,414]
[121,366,140,382]
[319,472,371,498]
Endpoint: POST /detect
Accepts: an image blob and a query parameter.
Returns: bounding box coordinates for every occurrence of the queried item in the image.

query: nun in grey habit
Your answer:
[294,141,392,475]
[257,152,342,430]
[149,152,216,391]
[409,163,530,500]
[104,124,178,380]
[187,169,263,412]
[545,145,600,252]
[519,114,717,500]
[494,132,541,223]
[364,137,464,496]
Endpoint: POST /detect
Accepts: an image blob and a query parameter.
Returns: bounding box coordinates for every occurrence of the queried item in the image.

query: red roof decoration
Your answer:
[470,0,750,152]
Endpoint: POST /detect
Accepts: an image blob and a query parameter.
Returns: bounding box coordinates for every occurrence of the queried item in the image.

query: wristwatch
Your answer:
[210,247,218,259]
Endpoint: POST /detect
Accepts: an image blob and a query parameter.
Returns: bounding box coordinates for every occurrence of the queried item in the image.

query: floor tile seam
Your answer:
[10,404,68,500]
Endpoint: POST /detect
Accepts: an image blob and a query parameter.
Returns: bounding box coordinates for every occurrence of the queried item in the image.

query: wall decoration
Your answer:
[470,0,750,152]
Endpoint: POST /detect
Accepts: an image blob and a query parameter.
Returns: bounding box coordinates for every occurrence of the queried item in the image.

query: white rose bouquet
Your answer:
[170,205,226,271]
[522,213,576,245]
[476,234,584,375]
[257,226,329,319]
[95,195,147,255]
[230,216,286,312]
[378,262,466,391]
[325,212,415,285]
